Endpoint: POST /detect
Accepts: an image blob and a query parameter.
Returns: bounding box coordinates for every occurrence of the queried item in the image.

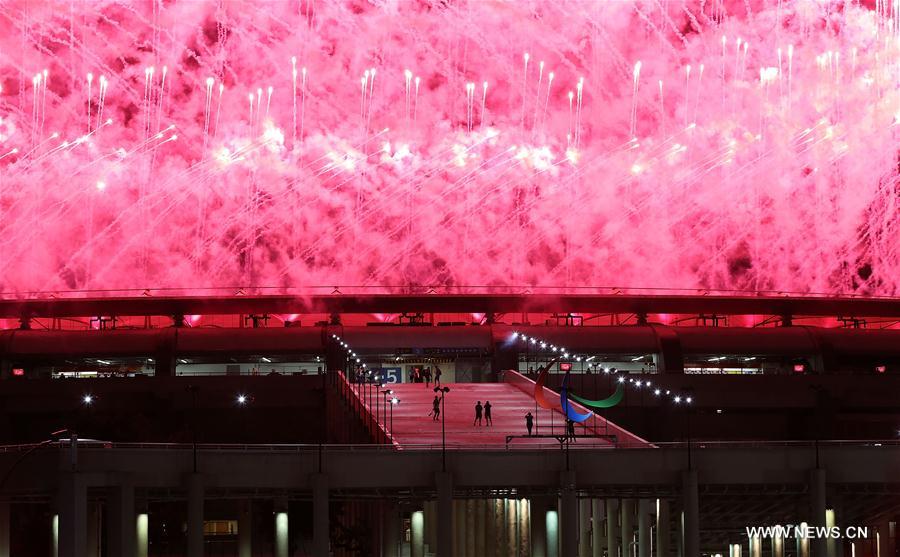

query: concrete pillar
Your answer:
[825,509,837,557]
[682,471,700,557]
[638,499,651,557]
[186,474,204,557]
[87,502,101,557]
[749,534,762,557]
[107,485,136,557]
[475,499,487,556]
[676,511,683,557]
[382,502,400,557]
[578,498,592,557]
[591,499,606,557]
[797,522,810,557]
[436,472,453,557]
[657,499,670,557]
[520,498,531,556]
[486,499,498,557]
[411,510,425,557]
[136,511,148,557]
[531,497,550,557]
[730,543,743,557]
[507,498,517,556]
[0,501,9,557]
[809,469,827,557]
[424,501,437,553]
[238,501,252,557]
[59,473,87,557]
[455,501,466,557]
[547,509,560,557]
[274,508,288,557]
[606,499,620,557]
[52,514,59,557]
[465,500,476,557]
[621,499,635,557]
[771,534,785,557]
[561,471,578,557]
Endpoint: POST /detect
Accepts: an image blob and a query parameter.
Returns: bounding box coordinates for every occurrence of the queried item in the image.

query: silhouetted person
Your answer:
[412,367,421,383]
[473,401,483,426]
[431,395,441,421]
[434,366,442,386]
[423,367,432,387]
[525,412,534,436]
[484,401,492,426]
[567,419,576,442]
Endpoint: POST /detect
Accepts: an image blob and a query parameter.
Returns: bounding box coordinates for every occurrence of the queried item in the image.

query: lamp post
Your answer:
[433,386,450,471]
[381,389,395,444]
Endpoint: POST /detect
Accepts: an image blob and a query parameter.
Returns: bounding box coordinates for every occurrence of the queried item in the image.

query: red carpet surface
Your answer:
[354,377,649,449]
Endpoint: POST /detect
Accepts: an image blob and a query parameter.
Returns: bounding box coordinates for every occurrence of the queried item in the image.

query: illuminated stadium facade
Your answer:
[0,0,899,556]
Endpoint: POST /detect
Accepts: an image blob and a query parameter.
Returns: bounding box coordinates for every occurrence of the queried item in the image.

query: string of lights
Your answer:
[511,331,694,405]
[331,333,400,407]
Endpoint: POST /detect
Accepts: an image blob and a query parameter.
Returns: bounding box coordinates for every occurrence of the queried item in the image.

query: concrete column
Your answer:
[676,511,683,557]
[136,511,148,557]
[382,502,400,557]
[547,508,560,557]
[809,469,827,557]
[0,501,9,557]
[682,471,700,557]
[621,499,635,557]
[424,501,437,553]
[579,499,592,557]
[606,499,619,557]
[465,500,476,557]
[657,499,670,557]
[238,501,252,557]
[186,474,204,557]
[591,499,606,557]
[455,501,466,557]
[486,499,498,557]
[797,523,810,557]
[107,485,136,557]
[87,502,101,557]
[507,499,518,556]
[730,543,743,557]
[411,510,425,557]
[53,514,59,557]
[531,497,550,557]
[771,534,785,557]
[637,499,651,557]
[435,472,453,557]
[561,471,578,557]
[475,499,487,556]
[520,498,531,556]
[825,509,837,557]
[749,534,762,557]
[274,505,288,557]
[59,473,87,557]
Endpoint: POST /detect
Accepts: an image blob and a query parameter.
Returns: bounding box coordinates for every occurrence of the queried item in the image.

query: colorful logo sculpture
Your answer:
[533,359,624,423]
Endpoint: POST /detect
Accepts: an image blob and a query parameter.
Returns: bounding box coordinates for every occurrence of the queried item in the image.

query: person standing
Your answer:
[483,400,492,426]
[567,419,576,442]
[434,366,442,386]
[431,395,441,421]
[473,401,483,426]
[423,367,432,387]
[525,412,534,436]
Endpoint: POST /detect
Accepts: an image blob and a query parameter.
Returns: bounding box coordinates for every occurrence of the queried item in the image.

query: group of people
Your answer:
[411,366,442,387]
[522,412,578,440]
[428,398,493,426]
